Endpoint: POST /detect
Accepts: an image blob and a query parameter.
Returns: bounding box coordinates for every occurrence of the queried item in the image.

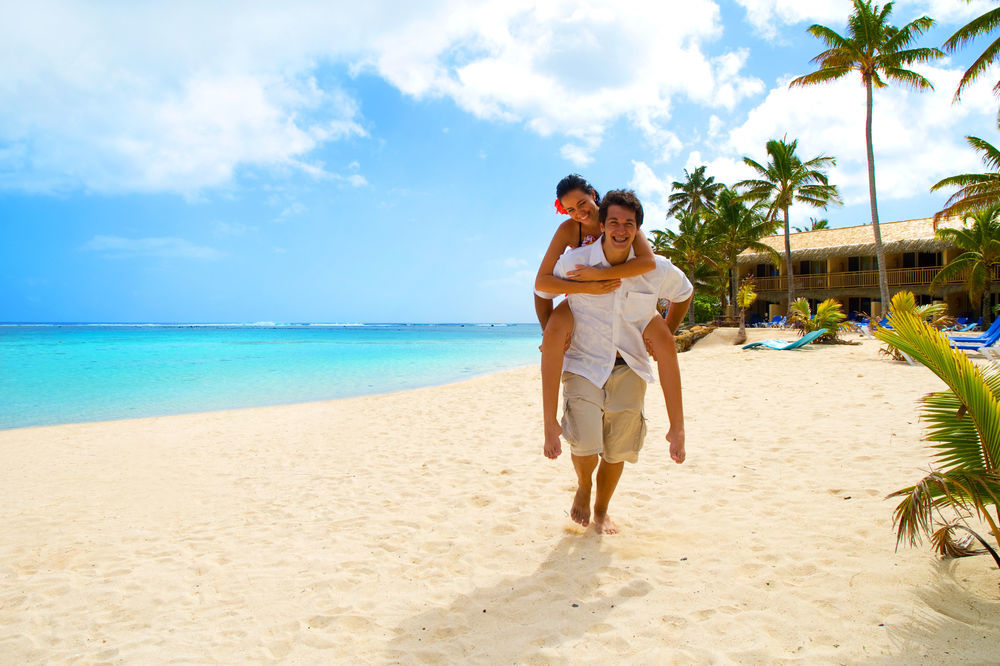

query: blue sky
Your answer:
[2,0,998,323]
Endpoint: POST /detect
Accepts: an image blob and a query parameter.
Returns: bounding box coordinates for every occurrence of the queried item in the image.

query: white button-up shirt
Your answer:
[539,240,693,388]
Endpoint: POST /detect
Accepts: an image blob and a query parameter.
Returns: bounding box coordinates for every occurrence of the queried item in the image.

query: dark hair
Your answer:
[599,189,644,228]
[555,174,600,205]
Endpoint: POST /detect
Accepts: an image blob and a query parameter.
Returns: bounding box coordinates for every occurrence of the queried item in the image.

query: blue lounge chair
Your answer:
[950,323,1000,360]
[944,316,968,331]
[949,317,1000,344]
[954,317,982,332]
[743,328,829,350]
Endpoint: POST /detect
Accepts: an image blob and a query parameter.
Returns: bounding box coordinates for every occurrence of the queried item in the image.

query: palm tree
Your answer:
[876,292,1000,566]
[706,187,781,318]
[931,119,1000,220]
[667,166,724,218]
[736,137,841,309]
[650,213,723,324]
[790,0,943,311]
[793,217,830,233]
[931,204,1000,324]
[943,2,1000,102]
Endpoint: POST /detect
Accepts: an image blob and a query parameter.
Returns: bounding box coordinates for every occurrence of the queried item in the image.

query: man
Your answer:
[538,189,692,534]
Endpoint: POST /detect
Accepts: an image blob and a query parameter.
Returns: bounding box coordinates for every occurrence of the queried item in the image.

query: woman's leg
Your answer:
[642,316,686,463]
[541,300,575,458]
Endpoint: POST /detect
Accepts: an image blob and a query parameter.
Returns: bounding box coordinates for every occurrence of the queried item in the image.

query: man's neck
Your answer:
[601,237,629,266]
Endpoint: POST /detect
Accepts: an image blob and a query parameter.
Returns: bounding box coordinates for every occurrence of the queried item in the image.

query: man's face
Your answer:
[559,189,599,225]
[601,204,638,254]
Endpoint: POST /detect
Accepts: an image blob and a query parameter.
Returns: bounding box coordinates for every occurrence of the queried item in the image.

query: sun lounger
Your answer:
[944,317,968,331]
[742,328,829,350]
[950,325,1000,361]
[955,317,983,332]
[948,318,1000,344]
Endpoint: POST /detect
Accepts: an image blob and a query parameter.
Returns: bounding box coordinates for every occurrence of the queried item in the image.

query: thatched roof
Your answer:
[737,216,965,265]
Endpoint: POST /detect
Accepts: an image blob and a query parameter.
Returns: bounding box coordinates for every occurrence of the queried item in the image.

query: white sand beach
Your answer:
[1,328,998,663]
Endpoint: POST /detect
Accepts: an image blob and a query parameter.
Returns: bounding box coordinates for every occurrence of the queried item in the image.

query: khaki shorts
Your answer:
[560,365,647,464]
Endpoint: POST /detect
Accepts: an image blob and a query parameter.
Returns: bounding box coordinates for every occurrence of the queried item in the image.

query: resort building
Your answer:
[736,216,1000,320]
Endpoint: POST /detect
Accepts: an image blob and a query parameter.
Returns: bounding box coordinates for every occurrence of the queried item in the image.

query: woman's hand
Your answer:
[566,264,606,281]
[580,279,621,295]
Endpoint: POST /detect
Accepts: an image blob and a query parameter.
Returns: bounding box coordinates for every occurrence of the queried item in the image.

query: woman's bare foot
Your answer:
[592,512,618,535]
[571,485,591,526]
[543,423,563,459]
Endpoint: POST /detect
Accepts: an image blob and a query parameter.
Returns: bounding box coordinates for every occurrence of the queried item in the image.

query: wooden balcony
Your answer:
[752,265,998,294]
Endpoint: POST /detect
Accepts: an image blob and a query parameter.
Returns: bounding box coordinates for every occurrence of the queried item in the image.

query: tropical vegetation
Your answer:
[792,217,830,233]
[649,214,722,324]
[735,277,757,343]
[943,2,1000,102]
[709,187,780,318]
[788,297,850,341]
[930,204,1000,324]
[790,0,942,311]
[666,165,724,218]
[735,137,841,307]
[931,118,1000,220]
[876,292,1000,568]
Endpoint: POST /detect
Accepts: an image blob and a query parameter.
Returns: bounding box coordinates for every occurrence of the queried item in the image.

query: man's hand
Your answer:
[667,427,685,464]
[644,336,657,359]
[580,279,621,295]
[566,264,605,281]
[544,423,563,459]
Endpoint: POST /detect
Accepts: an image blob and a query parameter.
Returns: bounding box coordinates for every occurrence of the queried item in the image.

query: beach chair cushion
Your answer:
[742,329,829,351]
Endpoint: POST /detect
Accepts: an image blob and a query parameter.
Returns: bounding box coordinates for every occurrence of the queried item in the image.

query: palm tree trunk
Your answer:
[865,77,891,311]
[728,264,737,319]
[783,206,794,310]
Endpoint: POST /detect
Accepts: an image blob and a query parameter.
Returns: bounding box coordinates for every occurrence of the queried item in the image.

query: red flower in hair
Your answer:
[554,198,568,215]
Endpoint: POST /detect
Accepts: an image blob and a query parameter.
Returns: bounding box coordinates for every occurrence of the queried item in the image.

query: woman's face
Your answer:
[559,189,599,225]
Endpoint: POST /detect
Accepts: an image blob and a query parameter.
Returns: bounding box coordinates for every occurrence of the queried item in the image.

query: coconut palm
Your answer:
[706,187,781,318]
[790,0,943,311]
[931,119,1000,220]
[943,2,1000,101]
[735,137,841,309]
[788,297,850,341]
[666,165,724,218]
[793,217,830,233]
[930,204,1000,324]
[650,213,723,324]
[876,292,1000,566]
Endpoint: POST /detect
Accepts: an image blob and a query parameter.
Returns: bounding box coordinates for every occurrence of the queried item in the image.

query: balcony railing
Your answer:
[752,265,1000,293]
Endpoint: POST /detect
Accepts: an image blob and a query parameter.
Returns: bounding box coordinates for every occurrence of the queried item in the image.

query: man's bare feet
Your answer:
[571,484,591,527]
[544,423,563,459]
[592,512,618,535]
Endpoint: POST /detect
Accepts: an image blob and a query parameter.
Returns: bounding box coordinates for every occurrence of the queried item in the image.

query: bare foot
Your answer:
[592,512,618,535]
[544,423,563,459]
[571,485,591,527]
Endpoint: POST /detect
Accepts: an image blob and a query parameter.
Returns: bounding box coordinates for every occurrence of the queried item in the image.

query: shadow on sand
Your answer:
[862,559,1000,664]
[382,529,652,662]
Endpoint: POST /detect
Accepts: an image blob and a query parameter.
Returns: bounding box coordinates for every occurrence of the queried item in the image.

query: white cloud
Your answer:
[277,202,307,221]
[81,235,223,260]
[736,0,991,39]
[693,63,998,213]
[0,1,767,192]
[629,160,675,230]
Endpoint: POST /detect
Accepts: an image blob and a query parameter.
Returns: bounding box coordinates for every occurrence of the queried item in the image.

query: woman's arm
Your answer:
[565,231,657,281]
[534,221,621,295]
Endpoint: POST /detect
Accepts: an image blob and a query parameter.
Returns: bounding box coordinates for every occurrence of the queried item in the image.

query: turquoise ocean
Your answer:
[0,324,541,430]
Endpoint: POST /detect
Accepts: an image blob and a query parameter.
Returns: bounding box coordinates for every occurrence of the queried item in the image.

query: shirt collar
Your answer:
[591,238,637,267]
